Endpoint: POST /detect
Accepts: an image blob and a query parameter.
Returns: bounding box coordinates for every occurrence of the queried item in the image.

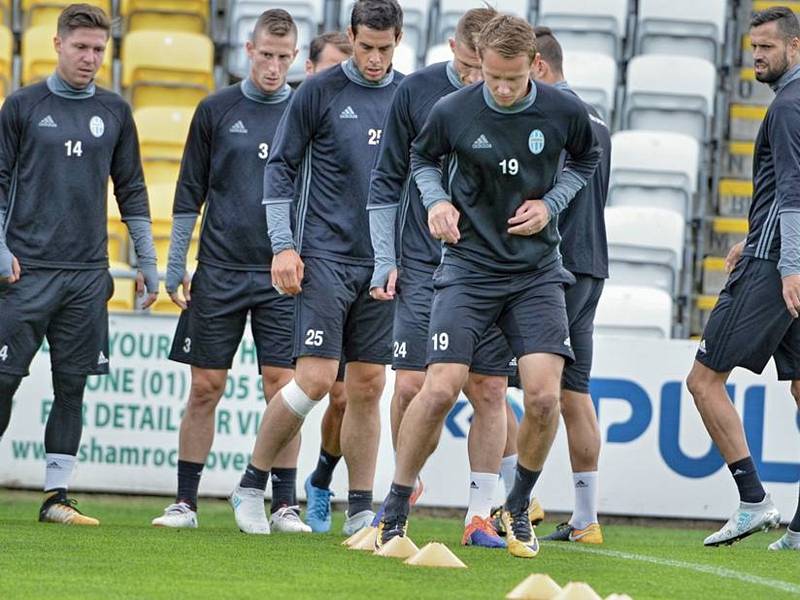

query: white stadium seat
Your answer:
[393,42,418,74]
[608,130,700,219]
[562,51,617,123]
[605,206,685,296]
[537,0,629,59]
[636,0,727,64]
[228,0,322,82]
[595,285,673,339]
[425,42,451,66]
[623,54,717,143]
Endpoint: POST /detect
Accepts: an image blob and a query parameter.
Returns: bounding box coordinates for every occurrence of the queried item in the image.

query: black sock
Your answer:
[348,489,373,515]
[270,467,297,513]
[310,448,341,490]
[177,460,203,510]
[44,372,86,455]
[728,457,766,503]
[790,483,800,532]
[0,373,22,438]
[505,464,541,513]
[383,483,413,521]
[240,463,269,491]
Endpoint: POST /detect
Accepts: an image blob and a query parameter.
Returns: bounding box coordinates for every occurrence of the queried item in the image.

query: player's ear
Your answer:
[53,34,62,54]
[448,38,456,53]
[245,39,254,60]
[395,30,403,45]
[347,26,355,46]
[305,59,314,75]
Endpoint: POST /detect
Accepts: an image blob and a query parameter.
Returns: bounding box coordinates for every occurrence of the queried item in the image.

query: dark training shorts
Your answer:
[697,256,800,380]
[392,264,514,375]
[562,275,605,393]
[0,268,112,376]
[426,262,575,369]
[169,263,294,370]
[293,257,393,365]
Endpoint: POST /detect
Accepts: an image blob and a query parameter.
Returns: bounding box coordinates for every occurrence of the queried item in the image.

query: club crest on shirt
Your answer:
[89,116,105,138]
[528,129,545,155]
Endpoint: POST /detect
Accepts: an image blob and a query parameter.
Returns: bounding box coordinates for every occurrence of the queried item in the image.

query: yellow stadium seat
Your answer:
[147,182,176,237]
[107,181,129,263]
[153,235,199,270]
[134,106,192,188]
[108,262,136,312]
[150,294,181,314]
[122,30,214,109]
[22,25,113,88]
[0,1,9,25]
[22,0,111,28]
[121,0,209,33]
[0,25,11,98]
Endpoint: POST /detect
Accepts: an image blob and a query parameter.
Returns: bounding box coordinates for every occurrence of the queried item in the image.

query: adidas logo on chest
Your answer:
[472,134,492,149]
[38,115,58,128]
[229,120,248,134]
[339,106,358,119]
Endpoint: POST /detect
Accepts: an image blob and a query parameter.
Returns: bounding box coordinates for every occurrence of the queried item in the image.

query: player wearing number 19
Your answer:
[376,16,601,559]
[152,10,310,534]
[0,4,159,525]
[231,0,404,536]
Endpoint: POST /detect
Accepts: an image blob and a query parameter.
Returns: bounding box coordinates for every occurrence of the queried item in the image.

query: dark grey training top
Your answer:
[410,81,600,275]
[0,77,150,270]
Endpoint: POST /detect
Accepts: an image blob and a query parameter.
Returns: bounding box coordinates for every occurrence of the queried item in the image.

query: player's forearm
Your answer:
[0,209,12,277]
[413,166,450,211]
[264,200,295,254]
[165,213,197,293]
[368,205,398,289]
[778,210,800,277]
[542,147,600,217]
[125,217,159,293]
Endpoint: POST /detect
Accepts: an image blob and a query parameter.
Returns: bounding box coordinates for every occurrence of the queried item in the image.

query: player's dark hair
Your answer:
[751,6,800,40]
[532,26,564,76]
[252,8,297,41]
[477,15,537,62]
[455,6,498,52]
[57,3,111,38]
[351,0,403,38]
[309,31,353,64]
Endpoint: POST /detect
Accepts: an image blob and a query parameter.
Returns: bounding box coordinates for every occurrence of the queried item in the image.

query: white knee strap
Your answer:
[282,379,319,418]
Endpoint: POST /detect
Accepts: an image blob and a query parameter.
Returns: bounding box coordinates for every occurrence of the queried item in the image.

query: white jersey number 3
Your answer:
[258,143,269,159]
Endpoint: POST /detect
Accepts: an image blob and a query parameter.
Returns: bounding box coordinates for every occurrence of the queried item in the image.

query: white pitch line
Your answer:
[558,544,800,595]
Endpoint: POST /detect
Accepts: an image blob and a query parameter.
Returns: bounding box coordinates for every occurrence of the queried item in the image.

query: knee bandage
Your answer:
[281,379,319,418]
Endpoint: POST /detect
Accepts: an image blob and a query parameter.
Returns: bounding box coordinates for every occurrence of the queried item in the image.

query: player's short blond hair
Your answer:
[455,6,498,52]
[477,15,537,62]
[57,3,111,38]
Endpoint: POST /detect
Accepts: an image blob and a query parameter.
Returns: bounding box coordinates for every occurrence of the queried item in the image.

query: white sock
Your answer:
[570,471,599,530]
[500,454,517,497]
[787,528,800,541]
[44,453,76,492]
[465,472,498,525]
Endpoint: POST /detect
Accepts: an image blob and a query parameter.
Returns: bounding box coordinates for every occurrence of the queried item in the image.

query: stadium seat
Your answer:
[608,130,700,219]
[22,25,113,88]
[623,54,717,143]
[122,30,214,109]
[120,0,209,33]
[341,0,428,62]
[146,182,177,238]
[228,1,322,82]
[108,262,137,312]
[636,0,727,64]
[435,0,530,43]
[393,42,418,74]
[594,284,673,338]
[0,1,9,25]
[0,25,11,98]
[134,107,193,186]
[424,42,451,66]
[605,206,685,296]
[562,51,617,123]
[107,185,129,264]
[537,0,629,59]
[22,0,110,27]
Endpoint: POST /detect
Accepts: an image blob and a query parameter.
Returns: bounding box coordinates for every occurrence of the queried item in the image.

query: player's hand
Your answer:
[272,249,304,295]
[507,199,550,236]
[168,271,192,310]
[1,255,20,284]
[725,240,745,273]
[136,270,158,309]
[370,268,397,301]
[782,274,800,318]
[428,201,460,244]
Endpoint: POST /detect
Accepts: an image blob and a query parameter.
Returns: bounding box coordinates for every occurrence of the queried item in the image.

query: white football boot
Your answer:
[151,502,198,529]
[704,495,780,546]
[270,505,312,533]
[229,485,270,534]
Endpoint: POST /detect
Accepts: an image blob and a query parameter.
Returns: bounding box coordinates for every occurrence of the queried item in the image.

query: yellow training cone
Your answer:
[506,573,562,599]
[350,526,378,551]
[375,535,420,559]
[342,527,370,547]
[553,582,602,600]
[605,595,633,600]
[404,542,467,568]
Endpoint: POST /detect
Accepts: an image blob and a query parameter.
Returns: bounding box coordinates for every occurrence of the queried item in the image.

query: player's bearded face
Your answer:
[248,31,298,93]
[450,38,482,85]
[751,21,798,84]
[480,49,533,107]
[53,27,108,89]
[348,25,400,82]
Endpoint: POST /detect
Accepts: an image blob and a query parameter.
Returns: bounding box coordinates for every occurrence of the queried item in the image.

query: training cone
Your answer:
[342,527,370,547]
[375,535,419,559]
[553,582,602,600]
[605,595,633,600]
[350,527,379,551]
[404,542,467,568]
[506,573,562,599]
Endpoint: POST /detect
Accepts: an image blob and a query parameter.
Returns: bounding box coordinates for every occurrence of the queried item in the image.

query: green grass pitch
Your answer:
[1,490,798,599]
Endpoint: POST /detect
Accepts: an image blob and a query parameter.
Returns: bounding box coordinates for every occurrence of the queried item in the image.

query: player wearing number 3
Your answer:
[375,16,600,559]
[152,10,309,533]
